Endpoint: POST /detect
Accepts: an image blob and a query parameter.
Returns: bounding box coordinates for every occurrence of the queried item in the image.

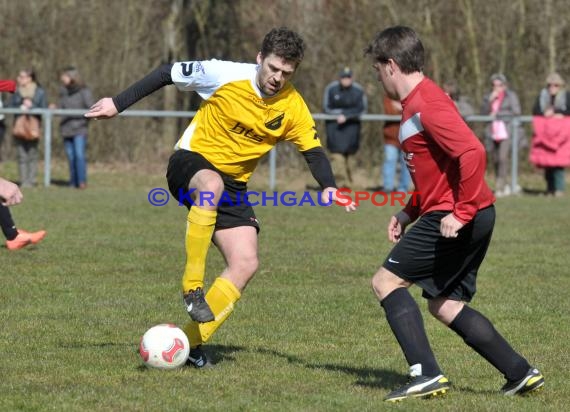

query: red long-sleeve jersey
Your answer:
[400,77,495,224]
[0,80,16,93]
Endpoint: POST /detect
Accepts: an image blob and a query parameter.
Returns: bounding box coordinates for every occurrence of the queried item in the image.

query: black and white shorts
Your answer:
[166,150,260,233]
[382,206,495,302]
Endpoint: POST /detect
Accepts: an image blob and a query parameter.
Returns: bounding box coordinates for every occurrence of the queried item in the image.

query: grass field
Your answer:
[1,162,568,411]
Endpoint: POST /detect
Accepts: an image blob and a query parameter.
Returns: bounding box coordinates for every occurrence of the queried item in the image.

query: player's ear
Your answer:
[256,52,263,65]
[386,59,395,76]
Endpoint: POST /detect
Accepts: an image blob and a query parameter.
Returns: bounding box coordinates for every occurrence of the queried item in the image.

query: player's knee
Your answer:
[200,178,224,198]
[245,254,259,277]
[428,298,463,325]
[225,255,258,291]
[371,272,382,294]
[191,170,225,196]
[428,300,445,320]
[234,254,259,278]
[371,268,407,300]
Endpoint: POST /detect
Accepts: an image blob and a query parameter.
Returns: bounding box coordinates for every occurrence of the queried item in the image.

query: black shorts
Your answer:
[383,206,495,302]
[166,150,260,232]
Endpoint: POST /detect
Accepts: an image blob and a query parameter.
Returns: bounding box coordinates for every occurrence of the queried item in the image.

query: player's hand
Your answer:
[85,97,118,119]
[322,187,357,212]
[388,211,410,243]
[0,178,23,206]
[440,213,464,238]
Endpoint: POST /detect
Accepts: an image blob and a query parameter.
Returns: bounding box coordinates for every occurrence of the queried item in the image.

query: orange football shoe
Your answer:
[6,229,47,250]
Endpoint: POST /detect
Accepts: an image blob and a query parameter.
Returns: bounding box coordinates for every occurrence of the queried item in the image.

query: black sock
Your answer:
[449,305,530,381]
[380,288,441,377]
[0,204,18,240]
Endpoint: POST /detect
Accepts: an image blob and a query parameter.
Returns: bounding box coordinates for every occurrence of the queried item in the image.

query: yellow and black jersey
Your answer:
[171,60,321,182]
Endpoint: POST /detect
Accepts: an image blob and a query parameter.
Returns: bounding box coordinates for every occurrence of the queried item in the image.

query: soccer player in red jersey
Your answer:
[365,26,544,402]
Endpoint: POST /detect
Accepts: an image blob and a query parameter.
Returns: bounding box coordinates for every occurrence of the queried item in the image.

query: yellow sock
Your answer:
[182,277,241,348]
[182,207,217,293]
[199,277,241,343]
[183,321,202,348]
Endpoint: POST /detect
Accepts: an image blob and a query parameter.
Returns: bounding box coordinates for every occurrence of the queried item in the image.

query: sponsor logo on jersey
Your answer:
[265,111,285,130]
[180,61,205,77]
[181,62,194,77]
[228,122,264,142]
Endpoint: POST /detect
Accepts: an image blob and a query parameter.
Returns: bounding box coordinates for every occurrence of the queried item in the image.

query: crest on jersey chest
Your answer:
[265,109,285,130]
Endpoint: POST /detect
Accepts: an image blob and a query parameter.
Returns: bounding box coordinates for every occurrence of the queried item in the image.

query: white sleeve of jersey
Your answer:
[171,59,256,100]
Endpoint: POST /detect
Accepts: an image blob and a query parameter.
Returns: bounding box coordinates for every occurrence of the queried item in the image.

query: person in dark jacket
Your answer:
[56,67,94,189]
[322,67,367,187]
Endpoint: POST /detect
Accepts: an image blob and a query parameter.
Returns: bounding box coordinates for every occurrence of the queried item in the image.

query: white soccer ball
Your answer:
[139,324,190,369]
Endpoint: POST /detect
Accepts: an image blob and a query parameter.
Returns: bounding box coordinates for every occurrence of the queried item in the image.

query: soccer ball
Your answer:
[139,324,190,369]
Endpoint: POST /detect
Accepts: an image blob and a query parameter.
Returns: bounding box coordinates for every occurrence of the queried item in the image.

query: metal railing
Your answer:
[0,108,531,191]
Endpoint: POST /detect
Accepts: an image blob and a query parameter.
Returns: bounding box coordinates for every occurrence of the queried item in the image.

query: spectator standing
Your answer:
[322,67,367,188]
[480,73,522,197]
[8,69,48,188]
[56,67,94,189]
[530,72,570,196]
[380,95,410,193]
[443,79,475,117]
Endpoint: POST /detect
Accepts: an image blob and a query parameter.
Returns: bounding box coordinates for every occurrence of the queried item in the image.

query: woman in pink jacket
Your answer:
[531,72,570,197]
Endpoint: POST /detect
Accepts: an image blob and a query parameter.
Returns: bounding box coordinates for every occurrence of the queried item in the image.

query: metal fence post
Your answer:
[43,110,52,187]
[510,117,520,194]
[269,147,276,190]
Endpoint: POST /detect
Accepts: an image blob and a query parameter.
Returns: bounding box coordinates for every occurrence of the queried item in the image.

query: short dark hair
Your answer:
[364,26,424,74]
[61,66,85,87]
[260,27,305,65]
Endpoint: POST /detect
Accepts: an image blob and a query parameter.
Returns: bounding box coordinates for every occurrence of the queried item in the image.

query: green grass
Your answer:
[0,163,568,411]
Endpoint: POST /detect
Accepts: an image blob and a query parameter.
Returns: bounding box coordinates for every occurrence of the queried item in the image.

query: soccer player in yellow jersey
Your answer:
[86,27,356,368]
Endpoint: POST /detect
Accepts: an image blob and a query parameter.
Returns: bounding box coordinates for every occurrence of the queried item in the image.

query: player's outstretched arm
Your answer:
[321,187,357,212]
[84,63,174,120]
[85,97,118,119]
[302,147,356,212]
